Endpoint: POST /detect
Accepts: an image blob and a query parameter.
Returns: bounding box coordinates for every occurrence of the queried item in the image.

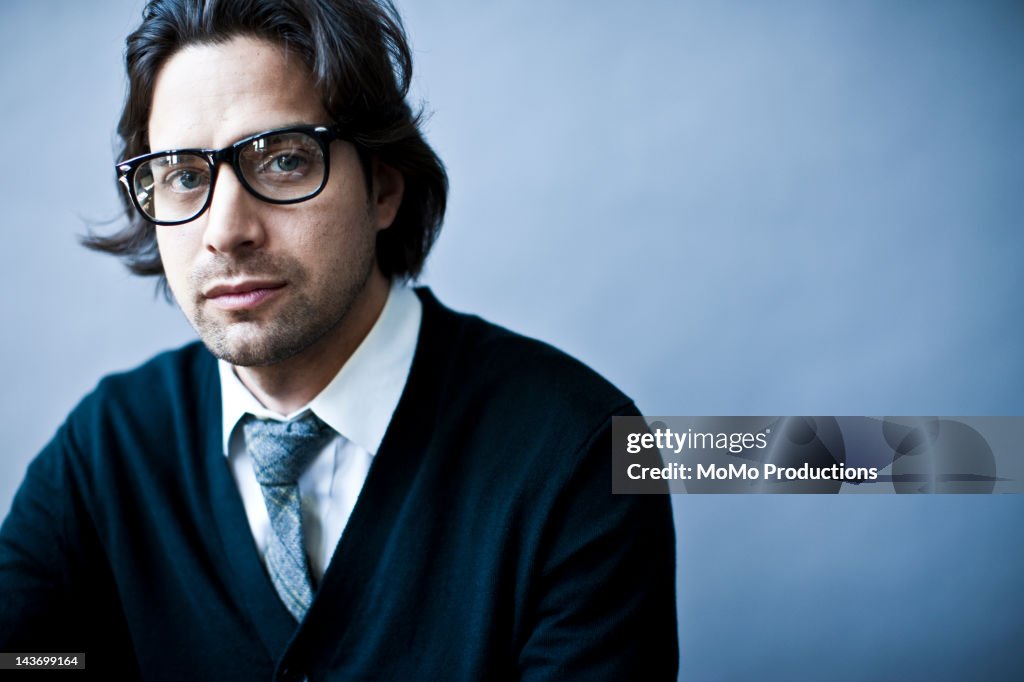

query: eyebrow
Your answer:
[150,121,331,154]
[235,121,322,141]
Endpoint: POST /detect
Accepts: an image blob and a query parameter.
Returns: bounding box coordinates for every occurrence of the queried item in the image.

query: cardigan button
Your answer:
[279,666,305,682]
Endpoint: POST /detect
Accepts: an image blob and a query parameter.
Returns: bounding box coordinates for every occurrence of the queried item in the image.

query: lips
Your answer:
[203,280,286,311]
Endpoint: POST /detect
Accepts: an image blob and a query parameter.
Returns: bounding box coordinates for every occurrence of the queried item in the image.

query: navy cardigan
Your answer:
[0,289,677,681]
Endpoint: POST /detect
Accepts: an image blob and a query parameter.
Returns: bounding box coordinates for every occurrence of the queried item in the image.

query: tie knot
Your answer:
[243,412,331,486]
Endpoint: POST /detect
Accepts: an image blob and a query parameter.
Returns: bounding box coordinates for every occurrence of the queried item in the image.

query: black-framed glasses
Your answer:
[115,124,346,225]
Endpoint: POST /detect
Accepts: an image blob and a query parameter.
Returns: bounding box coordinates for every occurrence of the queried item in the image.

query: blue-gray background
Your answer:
[2,1,1021,679]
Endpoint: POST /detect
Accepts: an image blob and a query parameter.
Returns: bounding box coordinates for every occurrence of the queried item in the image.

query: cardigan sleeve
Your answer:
[0,425,80,650]
[516,414,679,681]
[0,423,140,676]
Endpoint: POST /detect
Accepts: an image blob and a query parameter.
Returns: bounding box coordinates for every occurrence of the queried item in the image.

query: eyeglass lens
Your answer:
[131,130,328,223]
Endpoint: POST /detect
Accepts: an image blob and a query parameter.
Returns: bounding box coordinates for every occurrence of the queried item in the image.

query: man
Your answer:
[0,0,677,679]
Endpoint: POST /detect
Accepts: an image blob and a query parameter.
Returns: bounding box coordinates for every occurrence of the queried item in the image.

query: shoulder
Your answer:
[84,341,213,408]
[33,341,217,517]
[66,341,216,446]
[414,288,637,441]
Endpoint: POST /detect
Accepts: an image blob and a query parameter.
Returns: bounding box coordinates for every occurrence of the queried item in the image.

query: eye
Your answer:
[271,154,305,173]
[150,155,211,195]
[258,151,312,177]
[239,131,326,195]
[166,168,209,191]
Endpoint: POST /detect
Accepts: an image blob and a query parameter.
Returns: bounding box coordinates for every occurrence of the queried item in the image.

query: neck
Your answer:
[234,270,391,415]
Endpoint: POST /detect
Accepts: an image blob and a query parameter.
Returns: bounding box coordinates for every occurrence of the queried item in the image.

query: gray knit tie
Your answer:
[243,412,331,622]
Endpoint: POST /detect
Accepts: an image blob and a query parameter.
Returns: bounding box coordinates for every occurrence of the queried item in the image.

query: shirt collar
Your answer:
[219,281,422,456]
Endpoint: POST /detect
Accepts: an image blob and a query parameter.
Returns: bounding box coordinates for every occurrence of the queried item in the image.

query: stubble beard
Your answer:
[181,244,376,368]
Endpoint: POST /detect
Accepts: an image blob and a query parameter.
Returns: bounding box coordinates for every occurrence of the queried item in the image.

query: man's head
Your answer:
[86,0,447,367]
[88,0,446,286]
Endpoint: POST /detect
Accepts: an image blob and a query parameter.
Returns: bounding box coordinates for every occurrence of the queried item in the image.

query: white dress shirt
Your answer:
[219,282,421,581]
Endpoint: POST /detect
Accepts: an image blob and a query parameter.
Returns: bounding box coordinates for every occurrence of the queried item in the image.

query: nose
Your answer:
[201,165,267,255]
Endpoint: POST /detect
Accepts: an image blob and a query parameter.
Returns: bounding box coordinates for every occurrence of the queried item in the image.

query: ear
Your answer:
[371,158,404,231]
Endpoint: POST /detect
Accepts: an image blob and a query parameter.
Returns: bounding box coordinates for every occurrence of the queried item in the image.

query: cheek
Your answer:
[291,202,372,258]
[155,228,196,292]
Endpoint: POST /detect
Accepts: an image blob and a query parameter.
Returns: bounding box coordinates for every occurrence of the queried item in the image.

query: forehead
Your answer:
[147,35,328,151]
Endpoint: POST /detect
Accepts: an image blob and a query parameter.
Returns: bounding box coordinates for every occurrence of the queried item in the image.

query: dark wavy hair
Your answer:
[84,0,447,284]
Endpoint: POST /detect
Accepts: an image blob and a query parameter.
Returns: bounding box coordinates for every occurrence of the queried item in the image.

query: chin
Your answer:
[198,327,307,368]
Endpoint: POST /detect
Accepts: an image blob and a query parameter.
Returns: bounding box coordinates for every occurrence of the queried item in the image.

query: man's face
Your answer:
[149,36,399,367]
